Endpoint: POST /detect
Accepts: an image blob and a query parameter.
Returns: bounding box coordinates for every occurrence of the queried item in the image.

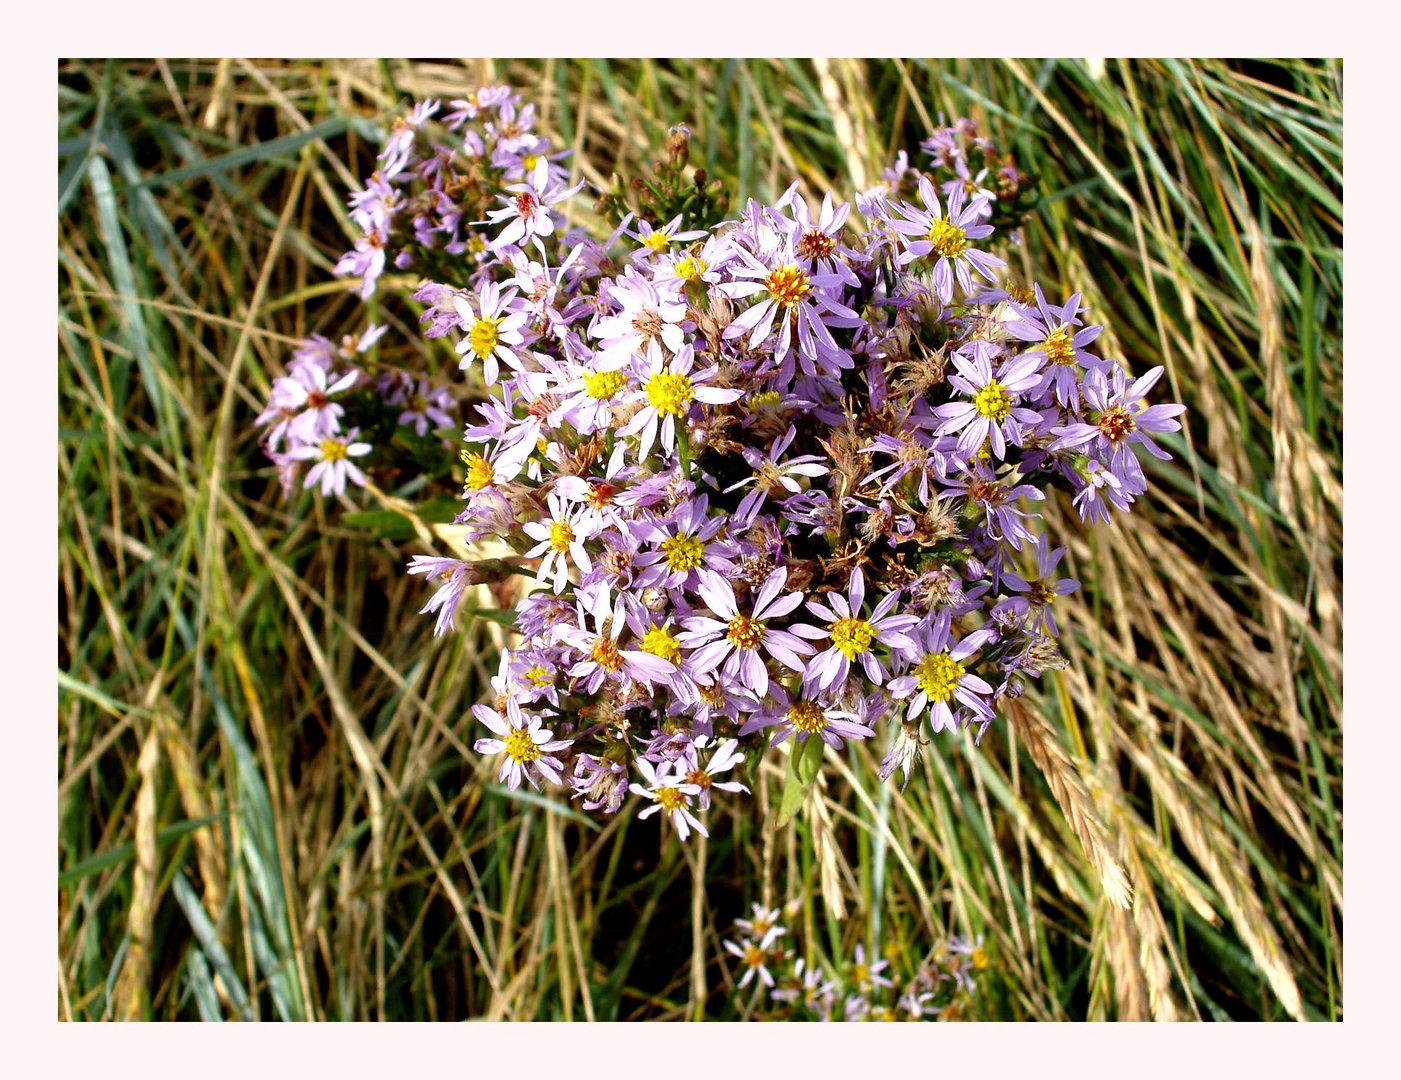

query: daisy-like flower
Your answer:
[522,490,595,594]
[458,438,533,497]
[795,568,920,693]
[486,157,583,251]
[549,357,634,435]
[453,281,528,386]
[629,214,708,262]
[878,721,928,791]
[680,736,750,811]
[739,684,876,749]
[290,429,371,497]
[943,459,1044,550]
[395,378,456,436]
[265,363,358,444]
[887,612,996,733]
[774,183,864,287]
[996,537,1079,635]
[679,567,815,700]
[633,758,707,840]
[472,697,572,792]
[633,495,736,594]
[719,239,857,383]
[619,344,743,462]
[733,903,787,942]
[724,924,787,989]
[592,267,688,365]
[850,944,895,993]
[1049,364,1187,467]
[407,555,477,636]
[725,425,830,523]
[1006,286,1107,406]
[933,342,1044,460]
[889,176,1003,304]
[556,593,677,693]
[381,99,439,178]
[569,751,630,813]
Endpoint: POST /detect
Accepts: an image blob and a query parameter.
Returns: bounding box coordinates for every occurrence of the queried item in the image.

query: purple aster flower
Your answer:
[618,344,743,462]
[633,758,707,840]
[678,567,814,700]
[1005,285,1108,406]
[395,378,456,436]
[569,751,630,813]
[719,238,858,384]
[453,280,528,386]
[556,594,677,694]
[633,495,737,594]
[521,489,595,595]
[1049,364,1187,466]
[472,698,572,792]
[486,157,582,251]
[886,612,995,733]
[933,342,1044,460]
[889,176,1003,304]
[680,736,749,811]
[725,425,830,523]
[794,568,920,693]
[289,429,371,497]
[591,266,688,366]
[996,536,1079,635]
[407,555,476,635]
[738,684,875,749]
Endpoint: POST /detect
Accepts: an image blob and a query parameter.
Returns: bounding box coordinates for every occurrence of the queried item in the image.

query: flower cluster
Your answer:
[722,903,991,1021]
[272,84,1185,837]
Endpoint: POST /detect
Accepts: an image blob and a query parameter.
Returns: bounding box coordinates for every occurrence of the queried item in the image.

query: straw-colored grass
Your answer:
[58,58,1341,1021]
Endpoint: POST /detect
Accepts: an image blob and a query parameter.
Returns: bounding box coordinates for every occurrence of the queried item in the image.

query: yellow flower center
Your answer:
[522,153,541,172]
[675,255,707,282]
[661,533,706,572]
[645,371,695,418]
[640,625,682,664]
[765,264,812,307]
[655,787,687,813]
[590,637,623,672]
[523,664,553,686]
[829,617,876,660]
[971,946,990,970]
[548,521,575,552]
[1096,406,1137,443]
[1027,580,1057,607]
[319,438,349,462]
[409,393,429,413]
[467,316,502,361]
[643,231,671,253]
[726,615,764,650]
[973,379,1013,422]
[583,369,627,400]
[1044,327,1077,366]
[503,728,541,764]
[748,390,783,409]
[927,217,968,258]
[915,651,965,702]
[788,700,827,735]
[467,234,487,255]
[741,943,765,969]
[462,451,494,491]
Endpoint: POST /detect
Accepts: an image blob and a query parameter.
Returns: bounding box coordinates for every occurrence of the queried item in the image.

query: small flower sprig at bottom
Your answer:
[722,902,992,1021]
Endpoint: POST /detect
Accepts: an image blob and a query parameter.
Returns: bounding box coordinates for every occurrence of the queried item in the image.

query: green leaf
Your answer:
[341,509,416,541]
[460,606,518,629]
[776,735,824,827]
